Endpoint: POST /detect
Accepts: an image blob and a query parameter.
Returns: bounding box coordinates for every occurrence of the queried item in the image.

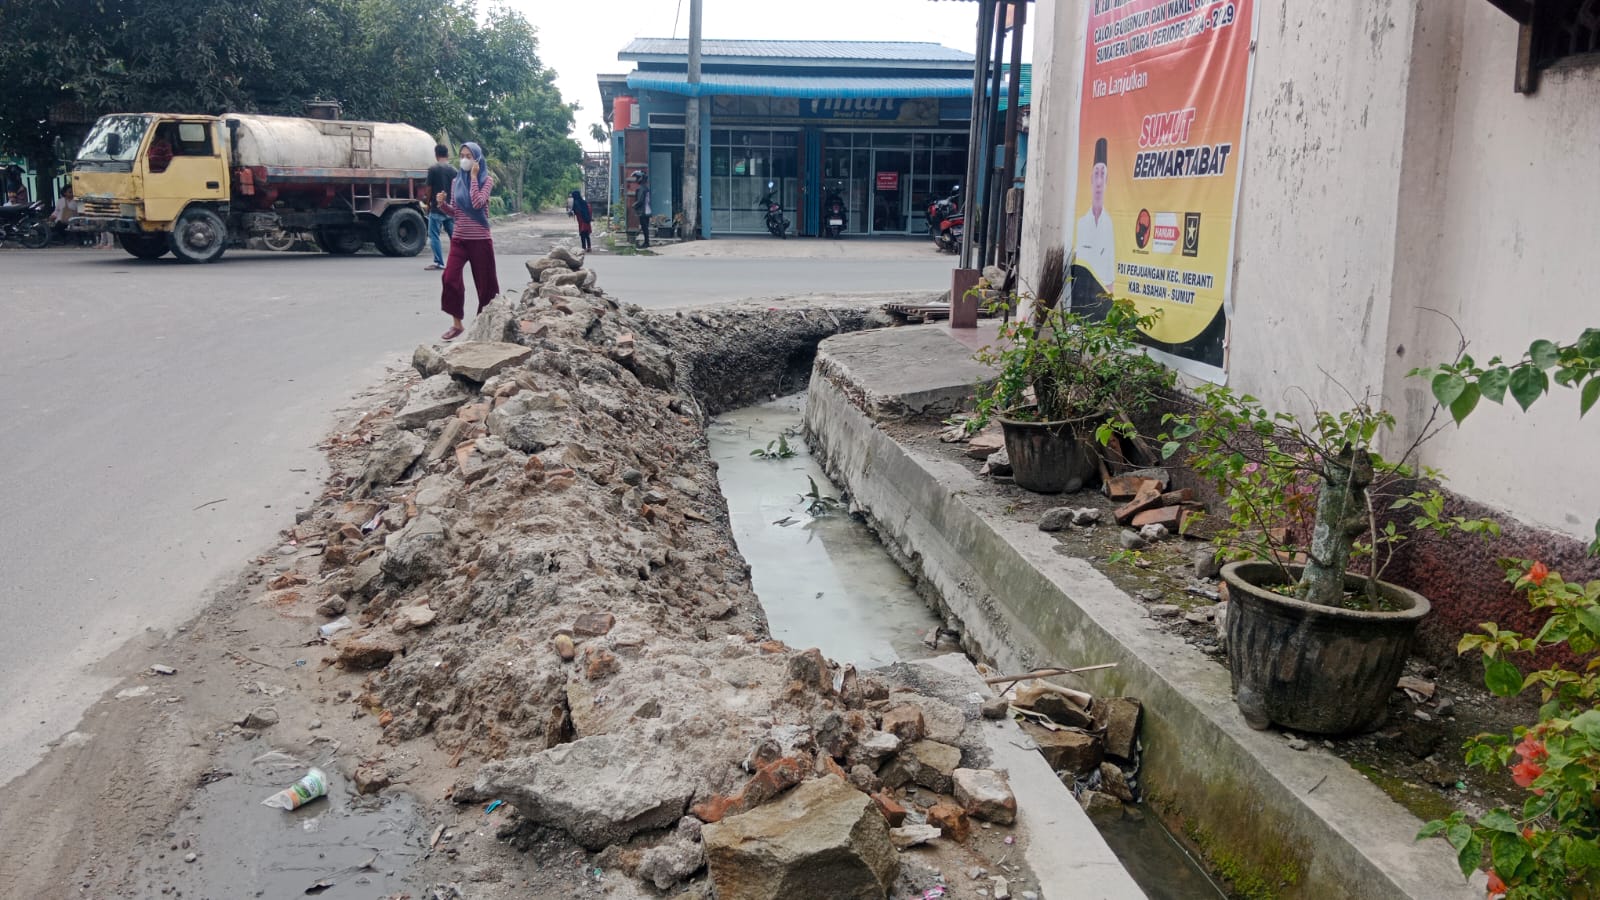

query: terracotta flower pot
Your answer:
[1221,561,1430,735]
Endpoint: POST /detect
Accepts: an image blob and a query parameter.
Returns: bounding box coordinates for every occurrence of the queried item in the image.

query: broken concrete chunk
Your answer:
[1079,789,1124,816]
[443,341,533,383]
[927,801,970,842]
[908,740,962,793]
[355,429,425,496]
[1191,545,1222,578]
[1138,523,1170,542]
[636,821,706,891]
[890,822,942,850]
[880,705,926,743]
[954,768,1017,825]
[1096,697,1143,760]
[336,634,402,670]
[572,612,616,637]
[1019,721,1103,774]
[704,775,897,900]
[382,514,450,584]
[1098,762,1135,803]
[392,605,436,632]
[1038,507,1074,532]
[354,764,392,795]
[477,734,695,850]
[1072,507,1103,526]
[985,446,1012,477]
[1118,529,1148,550]
[393,374,471,429]
[412,344,447,378]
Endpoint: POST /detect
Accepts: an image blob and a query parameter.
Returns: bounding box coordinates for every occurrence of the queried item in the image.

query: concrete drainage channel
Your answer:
[704,392,1221,899]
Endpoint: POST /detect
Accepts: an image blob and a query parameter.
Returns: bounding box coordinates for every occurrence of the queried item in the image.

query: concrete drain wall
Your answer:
[800,329,1480,900]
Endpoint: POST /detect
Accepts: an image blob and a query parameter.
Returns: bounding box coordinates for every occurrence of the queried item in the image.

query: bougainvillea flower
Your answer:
[1529,561,1550,586]
[1486,869,1507,897]
[1514,736,1548,763]
[1511,759,1545,790]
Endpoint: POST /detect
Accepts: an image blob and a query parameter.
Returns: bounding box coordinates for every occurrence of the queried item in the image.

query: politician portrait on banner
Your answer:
[1069,0,1258,377]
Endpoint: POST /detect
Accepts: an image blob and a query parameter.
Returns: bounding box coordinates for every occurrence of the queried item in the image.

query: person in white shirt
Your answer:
[1072,137,1116,311]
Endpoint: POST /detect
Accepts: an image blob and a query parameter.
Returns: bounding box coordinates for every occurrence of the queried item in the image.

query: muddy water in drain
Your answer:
[710,394,941,667]
[128,742,424,898]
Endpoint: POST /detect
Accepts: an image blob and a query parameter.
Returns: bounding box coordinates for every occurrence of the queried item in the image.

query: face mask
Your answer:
[461,156,472,168]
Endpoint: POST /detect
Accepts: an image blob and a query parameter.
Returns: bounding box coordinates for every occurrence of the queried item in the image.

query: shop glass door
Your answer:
[870,149,912,234]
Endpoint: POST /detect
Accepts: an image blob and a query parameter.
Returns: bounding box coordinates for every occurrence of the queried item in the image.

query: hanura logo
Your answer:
[1134,209,1152,250]
[1182,212,1201,257]
[1152,212,1180,254]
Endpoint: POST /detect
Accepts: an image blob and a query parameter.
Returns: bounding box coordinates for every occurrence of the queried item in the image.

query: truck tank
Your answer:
[228,115,435,171]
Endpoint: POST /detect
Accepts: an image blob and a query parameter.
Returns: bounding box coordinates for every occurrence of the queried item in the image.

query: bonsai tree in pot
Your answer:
[971,247,1175,493]
[1163,385,1498,734]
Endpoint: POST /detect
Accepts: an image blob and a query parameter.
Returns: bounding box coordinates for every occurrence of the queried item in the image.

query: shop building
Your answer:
[599,39,980,238]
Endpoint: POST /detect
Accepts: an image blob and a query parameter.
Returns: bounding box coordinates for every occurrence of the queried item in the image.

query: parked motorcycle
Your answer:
[759,182,789,238]
[927,186,963,254]
[0,199,51,249]
[822,187,847,239]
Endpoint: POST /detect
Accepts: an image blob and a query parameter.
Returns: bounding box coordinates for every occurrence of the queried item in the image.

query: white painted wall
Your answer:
[1386,1,1600,539]
[1022,0,1600,540]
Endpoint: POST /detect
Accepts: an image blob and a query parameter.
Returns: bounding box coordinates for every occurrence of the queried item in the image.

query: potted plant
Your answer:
[972,248,1175,493]
[1163,387,1498,734]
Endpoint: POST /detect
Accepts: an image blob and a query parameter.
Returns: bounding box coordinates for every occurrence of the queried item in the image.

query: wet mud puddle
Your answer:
[127,741,424,899]
[710,394,942,667]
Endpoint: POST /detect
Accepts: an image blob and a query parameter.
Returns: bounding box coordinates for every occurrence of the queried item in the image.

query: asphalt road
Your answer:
[0,241,954,786]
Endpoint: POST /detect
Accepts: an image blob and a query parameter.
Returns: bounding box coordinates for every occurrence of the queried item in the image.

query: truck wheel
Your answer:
[377,207,426,257]
[316,227,365,255]
[170,208,228,264]
[261,230,296,252]
[119,232,170,260]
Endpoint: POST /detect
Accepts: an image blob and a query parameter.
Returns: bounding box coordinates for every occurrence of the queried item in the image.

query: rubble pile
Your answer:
[276,250,1042,896]
[994,679,1145,814]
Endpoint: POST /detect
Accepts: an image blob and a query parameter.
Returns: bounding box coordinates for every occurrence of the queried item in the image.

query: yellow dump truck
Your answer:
[69,112,436,263]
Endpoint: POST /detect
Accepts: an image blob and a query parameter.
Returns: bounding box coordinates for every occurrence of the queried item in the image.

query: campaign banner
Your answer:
[1070,0,1257,377]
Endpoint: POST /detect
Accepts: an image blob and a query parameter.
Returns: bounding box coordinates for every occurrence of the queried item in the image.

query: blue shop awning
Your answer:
[625,71,972,99]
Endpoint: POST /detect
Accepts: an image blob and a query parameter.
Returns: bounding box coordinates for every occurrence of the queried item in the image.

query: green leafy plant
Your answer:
[800,476,842,517]
[750,434,796,460]
[1418,560,1600,897]
[1161,385,1497,609]
[970,248,1174,446]
[1411,329,1600,555]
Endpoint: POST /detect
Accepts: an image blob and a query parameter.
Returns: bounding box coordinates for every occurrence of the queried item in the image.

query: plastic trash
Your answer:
[484,799,504,814]
[319,617,352,639]
[261,768,328,810]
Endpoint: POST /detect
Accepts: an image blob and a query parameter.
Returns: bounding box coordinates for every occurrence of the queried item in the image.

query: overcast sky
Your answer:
[498,0,1010,143]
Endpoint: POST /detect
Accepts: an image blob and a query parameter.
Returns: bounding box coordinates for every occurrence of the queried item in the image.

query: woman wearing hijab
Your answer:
[435,142,500,341]
[568,189,593,252]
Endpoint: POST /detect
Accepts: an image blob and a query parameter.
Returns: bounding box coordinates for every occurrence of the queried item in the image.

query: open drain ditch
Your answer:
[710,394,1226,900]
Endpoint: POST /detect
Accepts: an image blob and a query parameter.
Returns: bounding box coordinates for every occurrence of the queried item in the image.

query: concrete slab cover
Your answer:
[816,326,998,420]
[803,337,1483,900]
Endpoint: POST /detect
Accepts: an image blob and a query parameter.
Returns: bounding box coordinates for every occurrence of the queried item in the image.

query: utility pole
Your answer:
[682,0,703,240]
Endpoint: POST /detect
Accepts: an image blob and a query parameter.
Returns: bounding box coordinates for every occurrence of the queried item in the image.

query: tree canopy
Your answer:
[0,0,580,206]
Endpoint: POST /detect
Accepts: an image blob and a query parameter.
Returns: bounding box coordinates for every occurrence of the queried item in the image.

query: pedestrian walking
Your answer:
[630,170,652,249]
[568,189,592,252]
[424,143,455,270]
[436,142,500,341]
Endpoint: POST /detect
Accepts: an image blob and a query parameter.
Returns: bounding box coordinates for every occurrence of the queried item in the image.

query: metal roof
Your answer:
[625,71,972,99]
[997,63,1031,111]
[619,38,973,67]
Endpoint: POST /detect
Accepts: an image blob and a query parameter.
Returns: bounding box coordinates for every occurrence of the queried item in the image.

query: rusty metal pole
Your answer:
[980,1,1007,268]
[999,0,1027,264]
[959,0,994,268]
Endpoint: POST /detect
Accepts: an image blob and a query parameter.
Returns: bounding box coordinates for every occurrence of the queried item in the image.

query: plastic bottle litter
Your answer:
[319,617,352,639]
[261,768,328,810]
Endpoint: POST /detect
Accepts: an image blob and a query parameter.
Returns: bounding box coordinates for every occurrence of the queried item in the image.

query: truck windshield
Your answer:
[76,115,153,170]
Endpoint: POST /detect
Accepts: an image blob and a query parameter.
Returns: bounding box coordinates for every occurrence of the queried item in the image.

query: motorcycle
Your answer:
[0,199,51,249]
[822,188,847,239]
[759,182,789,238]
[927,186,962,254]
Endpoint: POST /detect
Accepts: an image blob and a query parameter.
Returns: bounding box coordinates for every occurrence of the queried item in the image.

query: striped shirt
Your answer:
[440,175,495,241]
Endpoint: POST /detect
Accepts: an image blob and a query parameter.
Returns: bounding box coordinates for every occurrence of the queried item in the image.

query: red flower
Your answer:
[1486,869,1507,897]
[1511,758,1545,790]
[1522,826,1535,840]
[1514,735,1548,763]
[1529,561,1550,586]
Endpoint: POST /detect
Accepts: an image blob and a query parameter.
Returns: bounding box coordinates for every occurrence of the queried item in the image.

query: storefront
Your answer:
[600,40,976,238]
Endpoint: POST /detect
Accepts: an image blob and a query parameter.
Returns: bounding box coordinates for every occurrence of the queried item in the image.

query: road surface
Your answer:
[0,238,954,786]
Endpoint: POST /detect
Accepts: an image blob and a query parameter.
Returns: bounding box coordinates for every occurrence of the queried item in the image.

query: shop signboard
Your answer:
[710,96,940,126]
[1069,0,1258,380]
[875,171,900,191]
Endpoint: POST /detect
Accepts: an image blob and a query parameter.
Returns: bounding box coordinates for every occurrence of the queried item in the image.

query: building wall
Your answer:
[1386,1,1600,539]
[1024,0,1600,542]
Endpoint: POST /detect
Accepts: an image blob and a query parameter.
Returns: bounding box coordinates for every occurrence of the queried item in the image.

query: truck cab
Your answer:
[71,114,229,261]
